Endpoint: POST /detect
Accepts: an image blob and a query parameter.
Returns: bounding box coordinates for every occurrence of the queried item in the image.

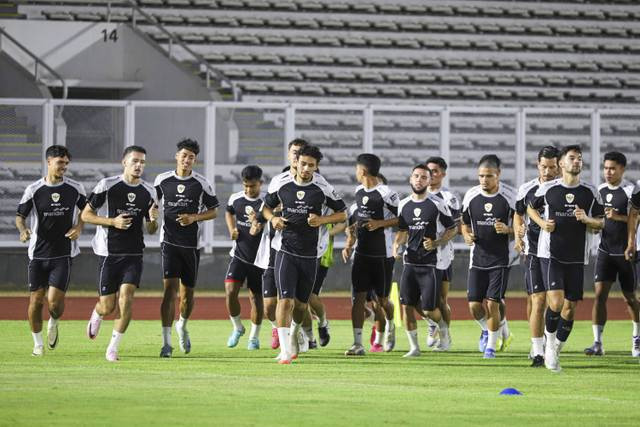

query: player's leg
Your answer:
[346,254,369,355]
[308,265,329,348]
[246,266,264,350]
[400,265,421,357]
[274,251,296,363]
[288,256,316,360]
[262,267,279,349]
[44,257,71,350]
[585,280,611,355]
[175,248,199,353]
[484,268,506,358]
[421,267,446,352]
[467,268,489,352]
[160,278,179,356]
[496,267,512,351]
[28,286,46,356]
[105,283,136,361]
[88,256,118,341]
[225,258,245,348]
[380,257,396,351]
[618,256,640,356]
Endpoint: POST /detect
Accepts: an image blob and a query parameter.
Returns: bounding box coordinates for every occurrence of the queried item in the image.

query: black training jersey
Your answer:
[515,178,542,256]
[87,176,156,256]
[226,191,265,263]
[17,177,86,260]
[264,172,346,258]
[154,171,219,249]
[349,184,399,258]
[429,186,461,264]
[531,179,604,264]
[462,183,517,269]
[397,193,455,268]
[598,180,635,256]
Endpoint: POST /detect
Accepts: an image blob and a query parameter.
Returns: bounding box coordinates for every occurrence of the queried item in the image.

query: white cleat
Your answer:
[344,343,365,356]
[384,325,396,352]
[632,336,640,358]
[426,324,439,348]
[297,330,309,353]
[32,345,44,357]
[175,320,191,354]
[47,321,59,350]
[403,348,421,358]
[433,334,451,352]
[544,342,561,372]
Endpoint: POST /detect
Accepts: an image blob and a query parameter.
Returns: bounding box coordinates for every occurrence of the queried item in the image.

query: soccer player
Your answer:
[255,138,309,350]
[528,145,604,371]
[154,139,219,357]
[513,146,560,367]
[224,165,265,349]
[82,146,158,362]
[262,144,347,364]
[424,156,462,351]
[461,154,517,359]
[16,145,86,356]
[342,153,399,355]
[392,164,456,357]
[584,152,640,357]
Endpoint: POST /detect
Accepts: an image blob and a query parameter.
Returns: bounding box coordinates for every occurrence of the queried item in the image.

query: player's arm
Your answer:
[361,217,399,231]
[177,207,217,226]
[330,221,347,236]
[513,213,525,253]
[574,207,604,230]
[625,207,638,260]
[461,224,476,246]
[308,210,347,227]
[341,222,357,263]
[392,230,408,259]
[81,204,132,230]
[64,211,85,241]
[225,211,238,240]
[145,203,159,234]
[526,206,555,233]
[15,215,31,243]
[425,225,458,251]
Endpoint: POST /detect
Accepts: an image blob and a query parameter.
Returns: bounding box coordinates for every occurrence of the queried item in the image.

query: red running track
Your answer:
[0,296,631,321]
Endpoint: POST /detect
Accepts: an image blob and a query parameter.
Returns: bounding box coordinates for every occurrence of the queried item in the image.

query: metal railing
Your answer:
[0,27,68,100]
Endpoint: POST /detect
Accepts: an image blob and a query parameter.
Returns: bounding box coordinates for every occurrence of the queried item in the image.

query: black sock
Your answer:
[556,317,574,342]
[545,308,561,334]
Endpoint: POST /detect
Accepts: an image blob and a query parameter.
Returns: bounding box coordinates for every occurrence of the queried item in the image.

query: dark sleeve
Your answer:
[226,199,236,215]
[76,193,87,210]
[16,198,33,218]
[326,197,347,213]
[529,194,544,211]
[439,212,455,229]
[590,197,605,217]
[385,203,398,216]
[203,192,219,210]
[87,191,106,211]
[155,185,163,202]
[398,212,408,231]
[462,207,471,225]
[144,195,153,221]
[515,198,526,216]
[631,189,640,210]
[264,192,280,209]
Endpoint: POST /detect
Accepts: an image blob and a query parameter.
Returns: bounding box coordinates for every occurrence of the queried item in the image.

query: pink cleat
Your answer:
[87,311,102,340]
[105,350,119,362]
[369,343,384,353]
[271,328,280,350]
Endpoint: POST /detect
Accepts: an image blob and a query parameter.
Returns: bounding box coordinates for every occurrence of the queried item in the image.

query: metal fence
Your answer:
[1,97,639,252]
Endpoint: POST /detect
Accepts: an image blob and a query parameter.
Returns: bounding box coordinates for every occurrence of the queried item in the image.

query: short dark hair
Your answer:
[604,151,627,167]
[288,138,308,150]
[538,146,559,162]
[478,154,501,170]
[412,163,432,176]
[377,173,388,185]
[297,144,323,163]
[45,145,71,160]
[241,165,263,181]
[122,145,146,158]
[356,153,381,177]
[559,145,582,159]
[177,138,200,156]
[425,156,448,171]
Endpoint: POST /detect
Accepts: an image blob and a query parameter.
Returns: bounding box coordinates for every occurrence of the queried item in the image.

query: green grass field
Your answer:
[1,320,639,426]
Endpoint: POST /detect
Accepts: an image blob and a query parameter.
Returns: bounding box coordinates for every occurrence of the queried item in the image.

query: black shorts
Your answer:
[312,265,329,296]
[467,267,509,302]
[274,251,318,303]
[262,267,277,298]
[524,254,545,295]
[595,251,637,293]
[540,258,584,301]
[440,265,453,283]
[225,256,263,295]
[28,257,72,293]
[399,264,442,311]
[97,255,143,296]
[352,254,394,298]
[161,242,200,288]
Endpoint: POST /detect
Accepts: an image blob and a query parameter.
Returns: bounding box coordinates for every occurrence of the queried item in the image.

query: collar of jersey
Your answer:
[172,171,194,180]
[361,183,383,193]
[410,193,429,203]
[119,175,142,187]
[42,177,66,188]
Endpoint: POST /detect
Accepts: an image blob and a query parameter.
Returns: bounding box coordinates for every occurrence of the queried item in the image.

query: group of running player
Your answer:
[16,138,640,371]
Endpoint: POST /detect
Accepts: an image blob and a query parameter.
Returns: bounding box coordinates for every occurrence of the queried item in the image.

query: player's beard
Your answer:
[411,184,427,195]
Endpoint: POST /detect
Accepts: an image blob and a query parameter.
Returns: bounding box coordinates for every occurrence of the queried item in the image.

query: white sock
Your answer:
[385,317,395,333]
[32,331,43,347]
[593,324,604,342]
[406,329,419,351]
[48,317,59,328]
[545,329,557,347]
[475,317,488,331]
[178,315,188,327]
[487,330,499,351]
[438,319,449,340]
[107,330,123,353]
[277,327,290,357]
[500,318,510,338]
[162,327,171,346]
[249,323,261,340]
[92,309,103,320]
[557,339,566,353]
[426,317,437,328]
[633,321,640,337]
[532,337,544,356]
[374,329,383,345]
[353,328,363,346]
[303,326,314,341]
[230,315,243,331]
[269,319,277,329]
[318,312,328,328]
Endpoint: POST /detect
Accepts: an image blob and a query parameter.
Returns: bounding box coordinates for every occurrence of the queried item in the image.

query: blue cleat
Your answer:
[483,348,496,359]
[227,327,245,348]
[247,337,260,350]
[478,330,488,353]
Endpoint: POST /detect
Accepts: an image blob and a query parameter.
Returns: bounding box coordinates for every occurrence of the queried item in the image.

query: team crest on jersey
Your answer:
[484,203,493,212]
[245,205,254,215]
[128,193,136,203]
[606,193,613,203]
[413,208,421,217]
[565,193,575,203]
[51,193,60,203]
[362,196,369,205]
[296,191,305,200]
[177,184,185,194]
